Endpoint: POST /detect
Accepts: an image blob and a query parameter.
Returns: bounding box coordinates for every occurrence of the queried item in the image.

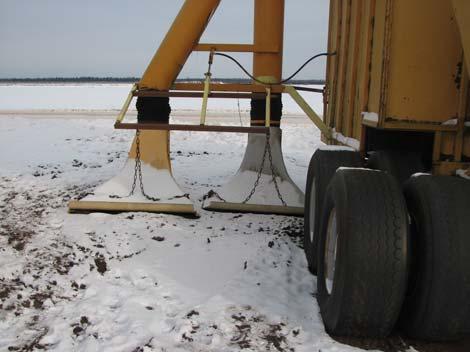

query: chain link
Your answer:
[204,130,287,206]
[127,130,161,201]
[237,97,243,127]
[111,130,189,202]
[266,132,287,207]
[240,132,269,204]
[124,129,287,206]
[241,130,287,206]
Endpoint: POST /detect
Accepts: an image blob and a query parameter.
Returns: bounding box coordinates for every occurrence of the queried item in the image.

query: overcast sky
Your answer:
[0,0,330,79]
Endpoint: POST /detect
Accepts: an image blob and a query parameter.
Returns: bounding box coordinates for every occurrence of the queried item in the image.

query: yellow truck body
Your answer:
[325,0,470,175]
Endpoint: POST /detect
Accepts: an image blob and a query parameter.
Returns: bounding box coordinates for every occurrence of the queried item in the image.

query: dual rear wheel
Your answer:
[303,148,362,273]
[305,149,470,340]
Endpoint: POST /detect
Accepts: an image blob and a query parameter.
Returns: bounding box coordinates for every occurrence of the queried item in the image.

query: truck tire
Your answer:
[317,168,409,337]
[304,149,362,274]
[367,150,427,186]
[399,175,470,341]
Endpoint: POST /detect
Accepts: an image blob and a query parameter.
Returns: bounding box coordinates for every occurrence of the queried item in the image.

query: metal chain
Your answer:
[237,97,243,127]
[126,129,287,206]
[241,132,269,204]
[266,132,287,206]
[204,130,287,206]
[241,130,287,206]
[109,130,189,202]
[128,130,161,201]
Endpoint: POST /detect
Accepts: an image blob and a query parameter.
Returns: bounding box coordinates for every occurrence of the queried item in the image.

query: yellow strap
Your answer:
[284,85,331,138]
[200,73,211,126]
[265,87,271,127]
[116,83,138,123]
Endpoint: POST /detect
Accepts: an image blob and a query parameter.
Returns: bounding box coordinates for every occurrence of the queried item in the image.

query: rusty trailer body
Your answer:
[324,0,470,175]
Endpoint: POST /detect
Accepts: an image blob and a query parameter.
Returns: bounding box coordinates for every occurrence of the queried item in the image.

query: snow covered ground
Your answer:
[0,83,324,115]
[0,85,422,352]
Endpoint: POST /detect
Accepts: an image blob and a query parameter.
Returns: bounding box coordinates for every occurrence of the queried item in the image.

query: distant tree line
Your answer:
[0,77,325,85]
[0,77,140,83]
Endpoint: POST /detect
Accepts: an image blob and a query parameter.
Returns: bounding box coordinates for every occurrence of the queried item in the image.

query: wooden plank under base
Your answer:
[68,200,197,215]
[204,201,304,216]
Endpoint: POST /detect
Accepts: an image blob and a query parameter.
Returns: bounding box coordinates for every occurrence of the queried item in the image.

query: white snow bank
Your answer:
[442,118,470,127]
[362,112,379,123]
[0,83,324,115]
[442,118,458,126]
[331,129,360,150]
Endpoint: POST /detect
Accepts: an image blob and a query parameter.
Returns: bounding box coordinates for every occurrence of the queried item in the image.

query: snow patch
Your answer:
[81,160,192,204]
[442,119,470,127]
[456,169,470,180]
[442,118,458,126]
[362,112,379,123]
[331,129,360,150]
[318,145,355,152]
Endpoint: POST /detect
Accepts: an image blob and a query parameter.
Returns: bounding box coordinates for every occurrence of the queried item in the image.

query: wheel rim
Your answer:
[324,208,338,295]
[309,179,316,243]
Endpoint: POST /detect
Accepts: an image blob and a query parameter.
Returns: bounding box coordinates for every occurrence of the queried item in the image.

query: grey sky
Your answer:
[0,1,329,79]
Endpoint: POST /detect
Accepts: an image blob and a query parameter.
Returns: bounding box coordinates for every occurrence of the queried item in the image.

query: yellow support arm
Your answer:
[284,85,332,138]
[139,0,221,90]
[116,83,137,123]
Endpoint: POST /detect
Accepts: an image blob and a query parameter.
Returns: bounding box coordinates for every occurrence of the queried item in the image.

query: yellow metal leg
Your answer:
[140,0,221,90]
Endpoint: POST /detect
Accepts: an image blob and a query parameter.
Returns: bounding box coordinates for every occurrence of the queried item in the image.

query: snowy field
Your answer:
[0,83,323,115]
[0,85,432,352]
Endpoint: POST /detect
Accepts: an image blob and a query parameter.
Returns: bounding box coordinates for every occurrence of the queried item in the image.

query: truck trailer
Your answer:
[69,0,470,342]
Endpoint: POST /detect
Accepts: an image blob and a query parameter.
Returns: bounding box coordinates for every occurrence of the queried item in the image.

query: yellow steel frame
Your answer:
[114,0,330,136]
[115,83,330,134]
